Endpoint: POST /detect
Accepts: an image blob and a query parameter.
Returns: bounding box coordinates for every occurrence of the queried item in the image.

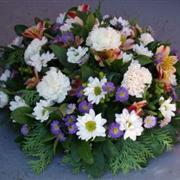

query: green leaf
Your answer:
[136,55,152,65]
[53,139,59,155]
[85,13,96,32]
[71,141,81,163]
[108,60,123,72]
[11,106,34,124]
[77,141,94,165]
[103,139,118,158]
[14,24,27,36]
[80,63,96,81]
[175,61,180,76]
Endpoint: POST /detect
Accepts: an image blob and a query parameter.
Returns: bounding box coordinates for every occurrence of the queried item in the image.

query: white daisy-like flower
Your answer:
[121,60,152,98]
[37,67,71,103]
[32,100,53,122]
[139,33,154,46]
[84,77,107,104]
[9,96,28,111]
[0,69,11,82]
[0,91,8,108]
[76,109,107,141]
[67,46,89,64]
[133,44,153,57]
[56,12,65,24]
[159,96,176,120]
[115,108,144,141]
[122,52,133,63]
[24,36,47,67]
[86,27,121,51]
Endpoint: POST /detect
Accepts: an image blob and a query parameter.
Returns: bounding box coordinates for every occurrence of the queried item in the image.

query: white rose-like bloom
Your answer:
[86,27,121,51]
[115,109,144,141]
[133,44,153,57]
[67,46,89,64]
[32,100,53,122]
[159,96,176,120]
[24,36,47,65]
[139,33,154,46]
[84,77,107,104]
[9,96,28,111]
[76,109,107,141]
[37,67,71,103]
[0,91,8,108]
[121,60,152,98]
[0,69,11,82]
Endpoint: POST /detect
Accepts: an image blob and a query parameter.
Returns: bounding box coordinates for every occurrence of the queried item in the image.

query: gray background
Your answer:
[0,0,180,180]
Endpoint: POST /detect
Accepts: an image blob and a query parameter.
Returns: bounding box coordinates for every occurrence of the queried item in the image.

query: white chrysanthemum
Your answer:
[37,67,71,103]
[115,109,144,141]
[121,60,152,98]
[32,100,53,122]
[122,52,133,63]
[24,36,47,66]
[133,44,153,57]
[84,77,107,104]
[0,69,11,82]
[76,109,107,141]
[9,96,28,111]
[67,46,89,64]
[159,96,176,120]
[86,27,121,51]
[56,12,65,24]
[0,91,8,108]
[139,33,154,46]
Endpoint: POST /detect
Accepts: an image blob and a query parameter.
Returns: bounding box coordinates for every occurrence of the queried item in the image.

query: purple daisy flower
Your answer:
[76,86,84,98]
[56,130,66,142]
[78,100,93,113]
[68,123,78,134]
[108,122,123,139]
[64,115,76,126]
[144,116,157,129]
[50,120,61,135]
[20,124,29,136]
[102,82,115,93]
[53,32,74,44]
[115,86,129,102]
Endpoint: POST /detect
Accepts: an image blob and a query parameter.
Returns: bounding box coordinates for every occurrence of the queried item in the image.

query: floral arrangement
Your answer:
[0,3,180,178]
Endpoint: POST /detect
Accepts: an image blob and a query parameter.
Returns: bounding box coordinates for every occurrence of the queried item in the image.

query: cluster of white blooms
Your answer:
[84,77,107,104]
[76,109,107,141]
[0,91,8,108]
[86,27,121,51]
[133,44,153,57]
[122,61,152,98]
[37,67,71,103]
[9,96,28,111]
[67,46,89,64]
[115,109,144,141]
[139,33,154,46]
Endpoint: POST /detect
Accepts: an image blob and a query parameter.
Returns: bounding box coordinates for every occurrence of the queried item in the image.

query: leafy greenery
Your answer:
[14,24,27,36]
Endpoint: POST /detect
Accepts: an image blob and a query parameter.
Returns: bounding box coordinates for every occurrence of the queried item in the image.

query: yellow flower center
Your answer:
[85,120,96,132]
[94,86,102,96]
[113,127,119,134]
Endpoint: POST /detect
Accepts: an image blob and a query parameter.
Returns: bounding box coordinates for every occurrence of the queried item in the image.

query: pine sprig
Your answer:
[22,123,54,175]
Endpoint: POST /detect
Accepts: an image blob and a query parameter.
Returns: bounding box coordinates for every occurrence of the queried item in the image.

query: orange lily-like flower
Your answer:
[22,21,46,40]
[128,100,147,116]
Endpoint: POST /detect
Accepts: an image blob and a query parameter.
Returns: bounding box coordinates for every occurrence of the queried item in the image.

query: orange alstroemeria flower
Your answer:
[22,21,46,40]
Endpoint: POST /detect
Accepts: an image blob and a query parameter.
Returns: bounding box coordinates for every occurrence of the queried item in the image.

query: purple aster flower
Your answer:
[102,82,115,93]
[108,122,123,139]
[53,32,74,44]
[56,130,66,142]
[115,87,129,102]
[144,116,157,129]
[68,123,78,134]
[64,115,76,126]
[78,100,93,113]
[50,120,61,135]
[76,86,84,98]
[20,124,29,136]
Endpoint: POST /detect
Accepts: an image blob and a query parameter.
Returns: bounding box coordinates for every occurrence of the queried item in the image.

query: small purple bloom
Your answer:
[144,116,157,129]
[78,100,93,113]
[64,115,76,126]
[50,120,61,135]
[20,124,29,136]
[68,123,78,134]
[53,32,74,44]
[108,122,123,139]
[102,82,115,93]
[56,130,66,142]
[76,86,84,98]
[115,87,129,102]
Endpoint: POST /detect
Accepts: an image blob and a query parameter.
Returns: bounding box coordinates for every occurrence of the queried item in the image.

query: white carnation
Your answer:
[86,27,121,51]
[67,46,89,64]
[37,67,71,103]
[9,96,28,111]
[133,44,153,57]
[0,91,8,108]
[139,33,154,46]
[121,60,152,98]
